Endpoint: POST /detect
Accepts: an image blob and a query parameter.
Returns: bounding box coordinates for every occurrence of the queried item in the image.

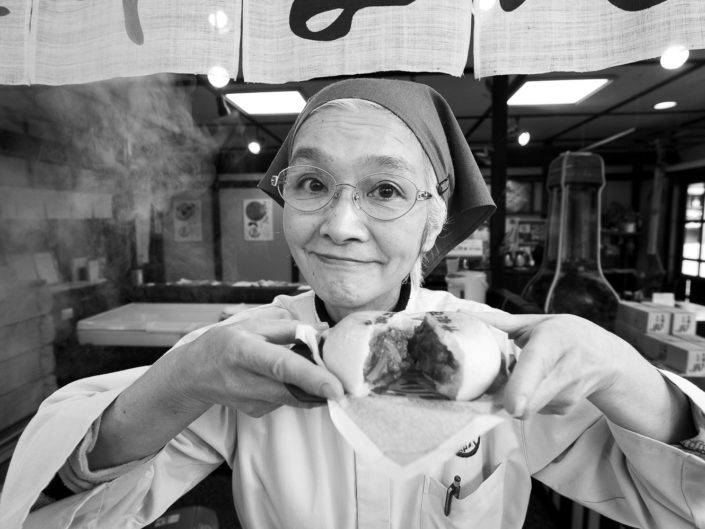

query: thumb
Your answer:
[470,311,550,338]
[231,319,326,346]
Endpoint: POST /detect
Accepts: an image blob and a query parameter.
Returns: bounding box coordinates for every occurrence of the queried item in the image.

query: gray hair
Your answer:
[304,98,448,287]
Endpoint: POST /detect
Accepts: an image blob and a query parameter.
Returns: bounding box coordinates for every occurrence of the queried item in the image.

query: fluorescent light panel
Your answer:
[654,101,677,110]
[508,79,610,106]
[225,91,306,115]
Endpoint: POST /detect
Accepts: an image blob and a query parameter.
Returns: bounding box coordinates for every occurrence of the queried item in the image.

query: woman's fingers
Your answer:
[470,311,552,347]
[473,312,630,420]
[216,367,324,415]
[502,339,556,416]
[469,311,549,332]
[228,317,321,345]
[189,318,340,417]
[242,306,296,320]
[237,334,343,401]
[469,311,561,416]
[501,316,606,418]
[508,360,576,418]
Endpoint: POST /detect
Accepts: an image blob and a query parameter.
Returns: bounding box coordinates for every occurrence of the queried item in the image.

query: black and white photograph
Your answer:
[1,1,705,528]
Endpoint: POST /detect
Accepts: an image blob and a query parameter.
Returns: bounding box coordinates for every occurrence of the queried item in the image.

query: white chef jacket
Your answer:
[2,287,705,529]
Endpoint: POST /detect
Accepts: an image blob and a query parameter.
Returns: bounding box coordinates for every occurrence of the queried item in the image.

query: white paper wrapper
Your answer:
[295,323,513,478]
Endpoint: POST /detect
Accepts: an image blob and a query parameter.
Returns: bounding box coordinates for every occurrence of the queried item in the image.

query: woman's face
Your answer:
[284,105,436,322]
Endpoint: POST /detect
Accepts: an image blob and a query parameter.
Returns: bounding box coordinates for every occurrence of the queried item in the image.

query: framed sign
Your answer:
[33,252,61,284]
[173,199,203,242]
[243,198,273,241]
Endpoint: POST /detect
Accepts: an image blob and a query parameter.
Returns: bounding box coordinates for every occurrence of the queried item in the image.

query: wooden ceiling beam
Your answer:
[546,62,705,144]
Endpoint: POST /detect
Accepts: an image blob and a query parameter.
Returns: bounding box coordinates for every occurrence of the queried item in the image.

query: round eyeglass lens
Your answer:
[276,166,425,220]
[357,174,417,220]
[278,166,336,211]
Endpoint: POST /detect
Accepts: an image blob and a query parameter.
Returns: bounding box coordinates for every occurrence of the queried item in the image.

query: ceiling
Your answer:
[208,48,705,173]
[2,49,705,177]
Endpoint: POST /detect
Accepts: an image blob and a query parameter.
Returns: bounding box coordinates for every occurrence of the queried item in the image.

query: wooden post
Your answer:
[490,76,508,290]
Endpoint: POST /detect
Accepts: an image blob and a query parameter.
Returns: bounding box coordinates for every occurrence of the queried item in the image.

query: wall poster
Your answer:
[243,198,273,241]
[173,199,203,242]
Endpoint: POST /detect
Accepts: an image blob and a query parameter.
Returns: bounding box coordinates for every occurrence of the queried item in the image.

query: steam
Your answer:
[34,73,226,220]
[1,73,239,280]
[44,74,233,271]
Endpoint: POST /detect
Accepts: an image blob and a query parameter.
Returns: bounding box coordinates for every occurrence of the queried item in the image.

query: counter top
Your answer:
[77,302,261,347]
[127,283,307,304]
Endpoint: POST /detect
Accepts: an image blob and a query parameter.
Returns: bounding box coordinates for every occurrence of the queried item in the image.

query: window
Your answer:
[681,182,705,277]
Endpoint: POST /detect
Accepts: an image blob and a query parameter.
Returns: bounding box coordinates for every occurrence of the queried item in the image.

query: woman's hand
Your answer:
[89,309,343,469]
[471,312,694,443]
[174,313,343,417]
[472,312,626,417]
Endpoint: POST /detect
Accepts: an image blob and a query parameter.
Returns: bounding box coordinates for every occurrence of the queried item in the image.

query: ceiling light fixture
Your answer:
[207,66,230,88]
[660,45,689,70]
[508,79,610,106]
[507,118,531,147]
[654,101,677,110]
[247,140,262,155]
[517,131,531,146]
[225,91,306,115]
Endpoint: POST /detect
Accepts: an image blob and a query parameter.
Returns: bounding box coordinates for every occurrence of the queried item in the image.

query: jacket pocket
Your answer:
[420,463,506,528]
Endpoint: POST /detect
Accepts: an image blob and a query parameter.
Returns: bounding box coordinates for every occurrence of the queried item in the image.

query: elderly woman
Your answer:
[2,78,704,529]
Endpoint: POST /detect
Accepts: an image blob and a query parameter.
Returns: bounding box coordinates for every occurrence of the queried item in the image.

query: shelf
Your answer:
[49,279,108,294]
[601,229,640,236]
[603,268,638,274]
[504,268,537,274]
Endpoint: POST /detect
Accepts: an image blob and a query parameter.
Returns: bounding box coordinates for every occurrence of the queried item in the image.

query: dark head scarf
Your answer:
[257,78,496,276]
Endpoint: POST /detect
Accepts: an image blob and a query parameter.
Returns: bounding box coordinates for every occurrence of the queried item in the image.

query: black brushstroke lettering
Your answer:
[76,1,143,45]
[499,0,527,11]
[0,6,9,16]
[289,0,415,42]
[607,0,668,10]
[500,0,669,11]
[122,0,143,45]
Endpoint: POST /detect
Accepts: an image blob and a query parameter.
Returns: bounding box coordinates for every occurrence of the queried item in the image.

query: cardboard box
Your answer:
[642,302,696,335]
[639,333,705,376]
[672,333,705,348]
[676,301,705,322]
[617,301,670,334]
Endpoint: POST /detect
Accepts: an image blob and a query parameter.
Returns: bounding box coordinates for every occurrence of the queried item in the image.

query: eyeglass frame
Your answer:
[270,164,440,221]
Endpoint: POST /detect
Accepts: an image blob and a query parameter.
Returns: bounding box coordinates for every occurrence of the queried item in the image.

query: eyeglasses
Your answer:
[271,165,434,221]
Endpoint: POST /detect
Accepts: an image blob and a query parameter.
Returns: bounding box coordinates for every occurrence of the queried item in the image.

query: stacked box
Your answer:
[639,333,705,376]
[641,302,696,335]
[615,300,705,378]
[616,301,670,334]
[614,302,666,353]
[614,321,650,351]
[675,333,705,349]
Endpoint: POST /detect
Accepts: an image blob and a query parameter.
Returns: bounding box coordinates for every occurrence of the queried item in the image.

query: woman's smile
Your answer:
[309,251,378,265]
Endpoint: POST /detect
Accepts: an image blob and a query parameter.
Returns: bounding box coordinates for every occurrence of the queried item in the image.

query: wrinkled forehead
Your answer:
[289,99,429,174]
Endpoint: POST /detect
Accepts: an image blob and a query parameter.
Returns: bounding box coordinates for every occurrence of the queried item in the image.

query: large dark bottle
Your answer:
[522,152,619,330]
